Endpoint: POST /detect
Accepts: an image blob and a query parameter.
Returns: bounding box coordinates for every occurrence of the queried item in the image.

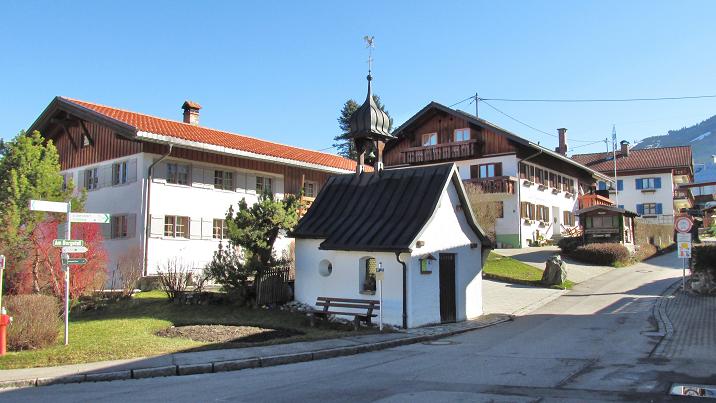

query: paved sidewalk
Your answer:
[651,286,716,360]
[482,279,565,316]
[0,314,511,389]
[494,246,618,283]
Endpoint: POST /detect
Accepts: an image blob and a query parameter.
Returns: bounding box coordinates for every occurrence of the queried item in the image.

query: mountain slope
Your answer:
[633,114,716,164]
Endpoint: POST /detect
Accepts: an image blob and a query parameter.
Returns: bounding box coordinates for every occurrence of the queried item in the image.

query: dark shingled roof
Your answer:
[292,163,489,252]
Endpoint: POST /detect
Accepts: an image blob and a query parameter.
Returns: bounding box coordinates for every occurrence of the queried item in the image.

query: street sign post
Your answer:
[69,213,110,224]
[61,246,88,254]
[376,262,384,332]
[677,234,692,291]
[29,200,106,346]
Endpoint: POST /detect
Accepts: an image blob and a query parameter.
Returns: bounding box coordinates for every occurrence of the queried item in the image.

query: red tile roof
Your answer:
[61,97,359,172]
[571,146,692,173]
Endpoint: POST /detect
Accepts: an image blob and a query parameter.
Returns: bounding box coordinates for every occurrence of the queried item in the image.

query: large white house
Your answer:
[28,97,357,279]
[383,103,609,247]
[573,143,694,224]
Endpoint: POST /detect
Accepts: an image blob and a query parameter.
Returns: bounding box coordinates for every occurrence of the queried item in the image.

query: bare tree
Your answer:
[115,246,144,298]
[156,258,192,302]
[465,184,503,243]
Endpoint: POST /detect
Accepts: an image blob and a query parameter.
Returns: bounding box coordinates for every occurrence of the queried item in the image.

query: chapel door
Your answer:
[439,253,457,323]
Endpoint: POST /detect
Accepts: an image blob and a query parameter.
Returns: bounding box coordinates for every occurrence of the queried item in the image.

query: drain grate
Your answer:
[670,383,716,398]
[422,340,456,346]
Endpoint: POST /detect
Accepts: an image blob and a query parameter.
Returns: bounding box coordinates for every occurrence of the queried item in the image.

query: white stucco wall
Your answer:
[294,171,484,328]
[598,173,675,218]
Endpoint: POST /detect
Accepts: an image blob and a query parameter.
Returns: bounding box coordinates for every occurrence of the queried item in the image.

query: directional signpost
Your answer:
[675,216,694,291]
[29,199,106,346]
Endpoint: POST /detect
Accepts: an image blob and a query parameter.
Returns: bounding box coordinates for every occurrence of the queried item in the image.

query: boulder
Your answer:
[542,255,567,286]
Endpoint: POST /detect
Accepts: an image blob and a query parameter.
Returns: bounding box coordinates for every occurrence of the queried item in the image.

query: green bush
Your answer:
[693,244,716,274]
[557,237,582,254]
[5,294,61,350]
[634,244,658,261]
[572,243,630,266]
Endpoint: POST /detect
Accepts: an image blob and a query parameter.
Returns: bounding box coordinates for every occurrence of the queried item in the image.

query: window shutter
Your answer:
[274,178,284,198]
[617,180,623,191]
[101,222,111,240]
[111,164,119,186]
[192,167,205,187]
[99,164,112,188]
[78,170,86,190]
[201,219,213,239]
[153,162,167,182]
[598,181,606,191]
[470,165,479,179]
[656,203,663,214]
[149,215,164,237]
[189,218,201,239]
[233,172,246,192]
[636,204,644,215]
[494,163,502,177]
[654,177,661,189]
[127,159,138,183]
[246,174,257,195]
[127,214,137,238]
[636,179,643,190]
[618,204,624,209]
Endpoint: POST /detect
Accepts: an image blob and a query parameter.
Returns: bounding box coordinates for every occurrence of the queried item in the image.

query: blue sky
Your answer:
[2,1,716,155]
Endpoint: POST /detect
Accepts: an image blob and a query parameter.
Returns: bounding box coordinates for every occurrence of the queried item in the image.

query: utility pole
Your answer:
[475,92,479,118]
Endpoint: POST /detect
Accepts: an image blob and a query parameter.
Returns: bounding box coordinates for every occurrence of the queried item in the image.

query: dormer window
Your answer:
[454,128,470,142]
[421,133,437,146]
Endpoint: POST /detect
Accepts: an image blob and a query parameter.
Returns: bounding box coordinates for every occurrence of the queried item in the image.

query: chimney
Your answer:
[181,100,201,126]
[712,155,716,164]
[555,128,568,155]
[620,140,630,156]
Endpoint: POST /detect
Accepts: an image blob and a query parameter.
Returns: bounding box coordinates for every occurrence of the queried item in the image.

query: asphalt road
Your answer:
[0,252,703,402]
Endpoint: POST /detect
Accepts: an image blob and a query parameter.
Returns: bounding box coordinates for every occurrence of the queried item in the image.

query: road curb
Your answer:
[649,279,681,356]
[0,315,512,389]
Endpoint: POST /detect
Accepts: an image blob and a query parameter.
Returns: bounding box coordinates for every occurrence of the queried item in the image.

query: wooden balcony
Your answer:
[463,176,516,194]
[578,194,614,209]
[298,196,315,218]
[673,189,694,206]
[401,139,480,164]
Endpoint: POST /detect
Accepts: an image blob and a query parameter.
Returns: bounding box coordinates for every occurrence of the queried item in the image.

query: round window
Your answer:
[319,260,333,277]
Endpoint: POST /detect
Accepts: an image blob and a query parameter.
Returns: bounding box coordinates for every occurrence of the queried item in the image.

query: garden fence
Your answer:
[255,265,294,305]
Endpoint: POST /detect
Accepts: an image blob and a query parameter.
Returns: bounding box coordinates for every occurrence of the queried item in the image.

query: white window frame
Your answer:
[643,203,657,215]
[164,215,190,238]
[167,163,190,185]
[453,128,470,142]
[212,218,228,239]
[303,181,317,197]
[84,168,99,190]
[421,132,437,146]
[112,161,128,186]
[256,176,273,195]
[111,215,128,239]
[214,170,234,191]
[642,178,657,189]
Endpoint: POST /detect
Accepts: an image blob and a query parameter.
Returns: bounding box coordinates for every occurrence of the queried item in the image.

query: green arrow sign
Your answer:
[66,258,87,265]
[69,213,110,224]
[53,239,85,248]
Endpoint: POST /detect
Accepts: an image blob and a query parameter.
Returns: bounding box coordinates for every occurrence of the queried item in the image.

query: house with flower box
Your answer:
[383,102,608,247]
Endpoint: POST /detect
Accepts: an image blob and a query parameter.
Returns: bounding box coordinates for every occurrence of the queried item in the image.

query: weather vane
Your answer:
[363,35,375,74]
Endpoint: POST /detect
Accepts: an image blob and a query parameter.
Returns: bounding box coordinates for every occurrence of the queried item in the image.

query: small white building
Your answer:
[292,163,491,328]
[292,72,491,328]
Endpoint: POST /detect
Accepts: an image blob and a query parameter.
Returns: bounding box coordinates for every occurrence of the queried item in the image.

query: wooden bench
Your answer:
[309,297,380,330]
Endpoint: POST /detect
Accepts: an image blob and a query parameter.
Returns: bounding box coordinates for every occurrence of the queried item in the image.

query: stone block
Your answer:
[212,358,260,373]
[132,365,177,379]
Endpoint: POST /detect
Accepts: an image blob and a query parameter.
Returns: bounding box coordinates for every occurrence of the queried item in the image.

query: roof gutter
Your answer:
[395,252,408,329]
[143,143,173,275]
[136,131,352,175]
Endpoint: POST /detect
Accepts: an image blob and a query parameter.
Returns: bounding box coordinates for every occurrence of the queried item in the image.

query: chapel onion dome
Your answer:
[347,74,395,143]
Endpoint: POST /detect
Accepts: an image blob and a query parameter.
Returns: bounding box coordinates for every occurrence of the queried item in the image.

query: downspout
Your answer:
[143,143,173,275]
[517,149,543,247]
[395,252,408,329]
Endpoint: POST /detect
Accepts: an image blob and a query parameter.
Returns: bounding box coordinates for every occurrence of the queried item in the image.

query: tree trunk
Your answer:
[31,251,41,293]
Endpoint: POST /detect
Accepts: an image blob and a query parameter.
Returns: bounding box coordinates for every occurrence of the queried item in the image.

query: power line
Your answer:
[570,139,607,150]
[481,94,716,103]
[479,99,558,139]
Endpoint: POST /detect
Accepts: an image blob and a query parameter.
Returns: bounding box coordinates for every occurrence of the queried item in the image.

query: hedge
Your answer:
[557,237,582,254]
[693,244,716,275]
[571,243,630,266]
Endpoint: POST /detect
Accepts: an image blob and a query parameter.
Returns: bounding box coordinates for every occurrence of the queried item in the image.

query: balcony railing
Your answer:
[578,194,614,209]
[401,139,480,164]
[673,189,694,206]
[463,176,516,194]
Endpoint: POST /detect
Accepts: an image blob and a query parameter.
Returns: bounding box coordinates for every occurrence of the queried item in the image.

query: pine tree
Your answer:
[333,95,393,159]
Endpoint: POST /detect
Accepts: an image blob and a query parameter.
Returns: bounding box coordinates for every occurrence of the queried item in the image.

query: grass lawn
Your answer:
[484,252,574,289]
[0,290,367,370]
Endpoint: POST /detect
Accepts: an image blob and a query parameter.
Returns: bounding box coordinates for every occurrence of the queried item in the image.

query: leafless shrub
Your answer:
[5,294,61,350]
[465,184,503,243]
[115,246,143,297]
[157,258,192,302]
